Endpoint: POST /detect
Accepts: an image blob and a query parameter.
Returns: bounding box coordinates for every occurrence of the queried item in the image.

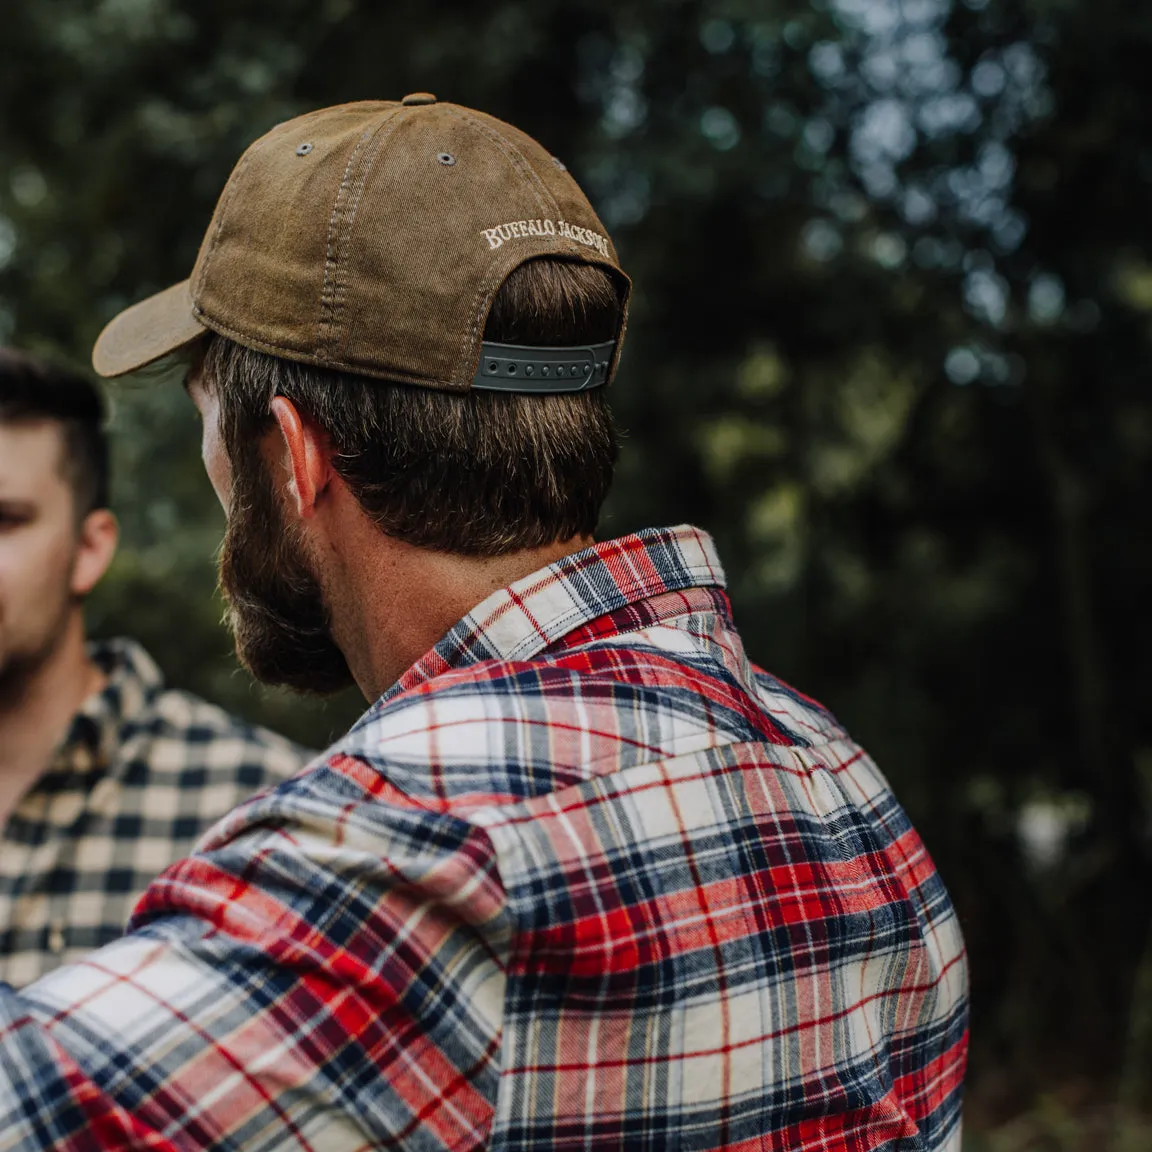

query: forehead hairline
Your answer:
[0,418,77,493]
[0,412,70,440]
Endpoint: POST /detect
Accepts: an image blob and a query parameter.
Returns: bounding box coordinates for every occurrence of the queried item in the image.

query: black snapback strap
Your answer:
[472,340,617,392]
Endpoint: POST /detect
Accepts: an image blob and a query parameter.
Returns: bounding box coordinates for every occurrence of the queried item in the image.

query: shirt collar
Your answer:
[56,638,165,774]
[365,525,726,719]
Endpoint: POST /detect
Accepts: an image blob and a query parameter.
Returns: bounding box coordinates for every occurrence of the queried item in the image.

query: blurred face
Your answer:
[188,373,352,695]
[0,420,111,696]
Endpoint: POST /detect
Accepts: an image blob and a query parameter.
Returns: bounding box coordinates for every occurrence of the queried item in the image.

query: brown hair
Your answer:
[0,347,110,517]
[203,258,622,554]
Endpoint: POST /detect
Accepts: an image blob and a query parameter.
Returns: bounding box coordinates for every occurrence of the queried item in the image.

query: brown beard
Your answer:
[218,452,354,696]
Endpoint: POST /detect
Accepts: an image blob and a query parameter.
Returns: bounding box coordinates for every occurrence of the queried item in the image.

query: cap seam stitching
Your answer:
[318,109,403,360]
[194,134,276,297]
[442,106,560,217]
[331,114,405,343]
[317,127,375,357]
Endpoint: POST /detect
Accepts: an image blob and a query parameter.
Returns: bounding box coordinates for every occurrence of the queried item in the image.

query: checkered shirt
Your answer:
[0,638,309,988]
[0,527,968,1150]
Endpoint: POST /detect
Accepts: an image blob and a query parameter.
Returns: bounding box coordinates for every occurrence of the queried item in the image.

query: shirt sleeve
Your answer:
[0,753,509,1151]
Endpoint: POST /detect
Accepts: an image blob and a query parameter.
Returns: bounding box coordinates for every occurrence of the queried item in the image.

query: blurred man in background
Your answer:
[0,100,967,1149]
[0,348,308,987]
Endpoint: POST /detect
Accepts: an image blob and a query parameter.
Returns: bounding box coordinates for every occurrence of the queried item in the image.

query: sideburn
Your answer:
[218,442,354,696]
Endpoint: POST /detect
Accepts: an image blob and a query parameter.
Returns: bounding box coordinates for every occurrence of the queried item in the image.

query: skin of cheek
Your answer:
[0,433,80,670]
[192,384,232,512]
[0,534,71,670]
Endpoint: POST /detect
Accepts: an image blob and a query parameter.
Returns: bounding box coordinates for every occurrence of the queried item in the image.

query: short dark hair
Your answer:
[0,348,110,516]
[203,258,623,555]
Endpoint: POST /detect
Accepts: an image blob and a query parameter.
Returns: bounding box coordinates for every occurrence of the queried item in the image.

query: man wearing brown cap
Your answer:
[0,97,968,1150]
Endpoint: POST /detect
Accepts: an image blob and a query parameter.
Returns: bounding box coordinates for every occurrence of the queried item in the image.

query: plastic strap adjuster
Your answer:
[472,340,617,393]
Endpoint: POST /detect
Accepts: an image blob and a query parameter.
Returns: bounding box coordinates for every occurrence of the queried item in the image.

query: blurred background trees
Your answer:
[1,0,1149,1145]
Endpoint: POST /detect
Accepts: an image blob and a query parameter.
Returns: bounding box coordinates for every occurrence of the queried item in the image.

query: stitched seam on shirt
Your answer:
[484,560,727,660]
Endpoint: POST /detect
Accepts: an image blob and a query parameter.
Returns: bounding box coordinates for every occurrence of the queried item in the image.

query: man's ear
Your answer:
[71,509,119,597]
[269,397,333,519]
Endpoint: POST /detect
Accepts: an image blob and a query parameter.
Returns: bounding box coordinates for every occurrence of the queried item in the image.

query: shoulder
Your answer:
[336,631,805,808]
[748,665,848,746]
[122,685,311,784]
[337,660,593,806]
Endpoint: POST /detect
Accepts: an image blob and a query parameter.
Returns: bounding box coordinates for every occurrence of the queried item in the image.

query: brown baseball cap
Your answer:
[92,95,630,393]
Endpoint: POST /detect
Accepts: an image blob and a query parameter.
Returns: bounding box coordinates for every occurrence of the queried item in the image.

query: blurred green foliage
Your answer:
[1,0,1150,1143]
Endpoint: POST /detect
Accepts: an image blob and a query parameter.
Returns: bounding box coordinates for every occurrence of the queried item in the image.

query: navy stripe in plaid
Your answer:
[0,639,309,988]
[0,527,967,1150]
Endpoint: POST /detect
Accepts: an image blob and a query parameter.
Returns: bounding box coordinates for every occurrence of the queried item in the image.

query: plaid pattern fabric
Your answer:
[0,638,309,988]
[0,527,967,1150]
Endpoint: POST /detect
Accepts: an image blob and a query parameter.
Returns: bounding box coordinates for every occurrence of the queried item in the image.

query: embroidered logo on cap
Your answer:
[481,219,609,256]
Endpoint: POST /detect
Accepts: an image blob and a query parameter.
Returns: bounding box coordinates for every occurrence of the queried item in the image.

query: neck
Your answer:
[326,528,592,701]
[0,612,105,821]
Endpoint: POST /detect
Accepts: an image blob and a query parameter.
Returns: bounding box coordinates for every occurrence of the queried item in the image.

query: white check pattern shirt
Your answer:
[0,638,309,987]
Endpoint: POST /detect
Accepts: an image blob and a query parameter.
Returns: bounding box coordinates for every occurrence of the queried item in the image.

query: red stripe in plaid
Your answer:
[0,526,966,1151]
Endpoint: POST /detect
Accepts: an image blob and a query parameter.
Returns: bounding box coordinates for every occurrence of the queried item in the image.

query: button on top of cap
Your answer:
[401,92,437,106]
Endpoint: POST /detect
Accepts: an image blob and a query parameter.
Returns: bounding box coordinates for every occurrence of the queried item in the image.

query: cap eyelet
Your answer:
[437,152,457,166]
[295,142,314,156]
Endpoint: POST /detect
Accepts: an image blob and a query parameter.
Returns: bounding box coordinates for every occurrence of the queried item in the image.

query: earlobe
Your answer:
[270,396,331,519]
[72,509,119,597]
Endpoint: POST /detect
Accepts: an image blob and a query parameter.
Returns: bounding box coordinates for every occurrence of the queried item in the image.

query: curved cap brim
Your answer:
[92,280,207,378]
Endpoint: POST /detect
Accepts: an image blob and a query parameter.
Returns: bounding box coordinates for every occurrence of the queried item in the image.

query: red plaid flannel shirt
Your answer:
[0,525,967,1149]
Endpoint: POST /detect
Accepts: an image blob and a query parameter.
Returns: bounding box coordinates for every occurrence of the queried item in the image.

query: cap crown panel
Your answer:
[193,104,398,361]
